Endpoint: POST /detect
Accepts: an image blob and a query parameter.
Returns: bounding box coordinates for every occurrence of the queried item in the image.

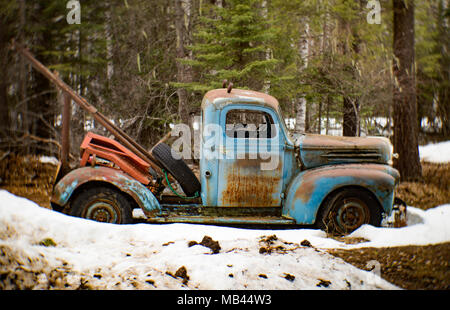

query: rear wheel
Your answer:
[70,186,133,224]
[317,188,381,235]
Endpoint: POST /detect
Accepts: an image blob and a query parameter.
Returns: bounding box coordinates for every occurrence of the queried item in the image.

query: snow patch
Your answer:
[419,140,450,164]
[39,156,60,166]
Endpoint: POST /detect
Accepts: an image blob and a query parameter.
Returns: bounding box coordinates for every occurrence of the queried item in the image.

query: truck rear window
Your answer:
[225,109,276,139]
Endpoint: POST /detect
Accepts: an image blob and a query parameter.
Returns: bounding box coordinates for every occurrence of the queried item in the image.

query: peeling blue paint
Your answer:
[282,164,398,225]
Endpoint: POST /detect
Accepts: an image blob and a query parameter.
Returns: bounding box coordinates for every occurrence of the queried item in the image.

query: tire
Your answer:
[151,142,201,197]
[70,186,133,224]
[317,188,382,235]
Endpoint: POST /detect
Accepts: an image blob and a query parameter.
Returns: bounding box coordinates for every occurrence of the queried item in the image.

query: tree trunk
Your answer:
[326,96,331,135]
[60,92,71,174]
[343,97,359,136]
[26,2,59,155]
[105,2,114,81]
[295,98,306,133]
[174,0,193,126]
[295,23,309,133]
[0,11,10,141]
[392,0,422,180]
[318,99,323,134]
[339,4,360,137]
[19,0,29,150]
[262,0,271,93]
[437,0,449,136]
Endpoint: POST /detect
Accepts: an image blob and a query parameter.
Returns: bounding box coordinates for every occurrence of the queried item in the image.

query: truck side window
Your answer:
[225,109,276,139]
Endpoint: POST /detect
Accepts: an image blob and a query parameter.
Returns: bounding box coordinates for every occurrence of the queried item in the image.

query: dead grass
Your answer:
[0,152,58,209]
[395,162,450,210]
[328,243,450,290]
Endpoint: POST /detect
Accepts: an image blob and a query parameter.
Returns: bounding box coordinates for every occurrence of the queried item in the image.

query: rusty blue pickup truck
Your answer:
[51,87,406,235]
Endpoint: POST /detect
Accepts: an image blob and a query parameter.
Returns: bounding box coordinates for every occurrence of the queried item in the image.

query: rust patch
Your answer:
[221,157,282,207]
[300,135,392,169]
[292,164,396,206]
[294,179,316,204]
[221,174,280,207]
[80,132,152,185]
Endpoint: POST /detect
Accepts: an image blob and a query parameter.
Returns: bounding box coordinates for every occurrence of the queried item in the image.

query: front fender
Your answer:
[51,166,161,215]
[282,164,399,225]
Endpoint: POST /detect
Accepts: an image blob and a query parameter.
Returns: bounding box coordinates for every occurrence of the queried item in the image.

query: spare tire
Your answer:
[152,142,201,197]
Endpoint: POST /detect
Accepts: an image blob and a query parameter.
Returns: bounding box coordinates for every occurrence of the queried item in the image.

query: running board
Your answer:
[145,215,295,225]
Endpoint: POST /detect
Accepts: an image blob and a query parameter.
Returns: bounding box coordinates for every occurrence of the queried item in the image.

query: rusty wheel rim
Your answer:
[82,199,121,223]
[335,198,370,233]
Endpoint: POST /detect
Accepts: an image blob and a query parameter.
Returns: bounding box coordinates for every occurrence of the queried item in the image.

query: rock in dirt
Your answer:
[316,279,331,287]
[301,239,312,247]
[188,236,221,254]
[171,266,189,285]
[283,273,295,282]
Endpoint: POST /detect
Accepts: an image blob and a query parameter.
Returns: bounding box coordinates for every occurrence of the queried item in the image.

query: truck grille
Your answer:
[320,149,382,163]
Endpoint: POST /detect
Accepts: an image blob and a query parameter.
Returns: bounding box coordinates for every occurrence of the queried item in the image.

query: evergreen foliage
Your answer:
[0,0,448,170]
[177,0,278,92]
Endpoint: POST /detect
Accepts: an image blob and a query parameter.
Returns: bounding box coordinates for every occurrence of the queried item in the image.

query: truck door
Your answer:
[217,106,284,207]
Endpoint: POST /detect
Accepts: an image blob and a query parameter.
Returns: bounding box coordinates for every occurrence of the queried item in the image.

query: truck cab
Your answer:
[52,88,405,234]
[200,88,297,208]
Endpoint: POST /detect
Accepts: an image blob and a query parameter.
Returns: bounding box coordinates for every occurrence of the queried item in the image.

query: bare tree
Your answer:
[174,0,194,126]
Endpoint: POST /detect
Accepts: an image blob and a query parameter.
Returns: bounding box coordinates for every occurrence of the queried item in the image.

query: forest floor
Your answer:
[0,151,449,290]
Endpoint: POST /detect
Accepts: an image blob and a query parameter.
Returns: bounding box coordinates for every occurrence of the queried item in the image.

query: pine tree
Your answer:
[179,0,278,92]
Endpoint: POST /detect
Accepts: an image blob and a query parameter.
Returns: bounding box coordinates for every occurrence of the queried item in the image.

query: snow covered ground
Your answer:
[1,190,449,290]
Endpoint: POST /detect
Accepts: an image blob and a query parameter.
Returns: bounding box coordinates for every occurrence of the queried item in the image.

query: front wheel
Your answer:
[317,188,382,235]
[70,186,133,224]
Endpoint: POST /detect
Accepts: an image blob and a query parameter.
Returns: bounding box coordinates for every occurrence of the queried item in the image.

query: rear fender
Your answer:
[282,164,399,225]
[51,166,161,215]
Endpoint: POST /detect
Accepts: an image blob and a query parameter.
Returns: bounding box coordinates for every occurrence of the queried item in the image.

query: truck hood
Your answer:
[294,134,393,169]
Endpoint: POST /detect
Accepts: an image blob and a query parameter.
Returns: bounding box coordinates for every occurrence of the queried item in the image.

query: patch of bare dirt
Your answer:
[188,235,221,254]
[328,243,450,290]
[166,266,190,285]
[258,235,314,254]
